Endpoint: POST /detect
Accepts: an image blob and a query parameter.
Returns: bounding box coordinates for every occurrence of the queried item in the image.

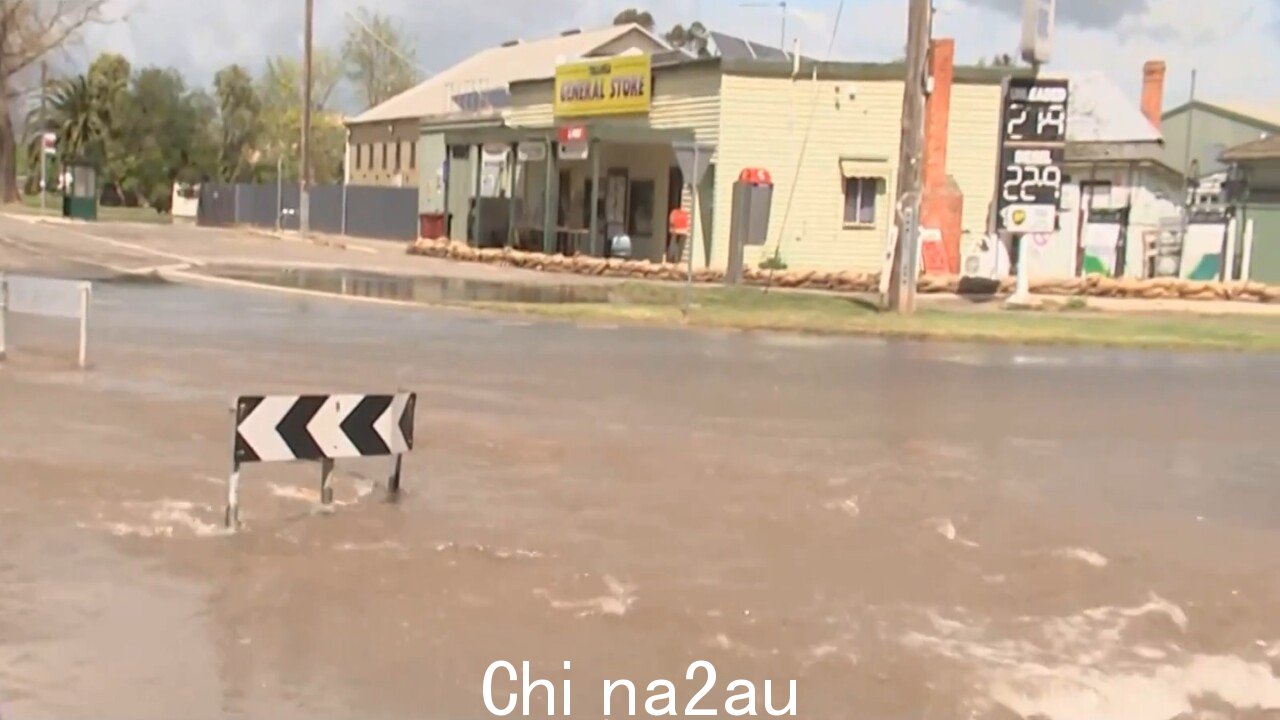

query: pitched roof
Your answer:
[1221,134,1280,162]
[349,24,667,124]
[1161,100,1280,133]
[1056,71,1161,144]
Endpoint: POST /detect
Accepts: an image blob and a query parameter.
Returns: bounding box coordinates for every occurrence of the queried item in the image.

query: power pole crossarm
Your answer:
[886,0,932,314]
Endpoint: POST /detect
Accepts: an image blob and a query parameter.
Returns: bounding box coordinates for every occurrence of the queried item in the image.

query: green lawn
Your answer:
[9,193,172,224]
[468,282,1280,351]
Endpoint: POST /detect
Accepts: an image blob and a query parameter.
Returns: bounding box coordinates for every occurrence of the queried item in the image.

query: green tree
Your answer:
[665,21,709,56]
[342,7,419,109]
[0,0,111,203]
[116,68,217,210]
[86,53,134,202]
[257,52,344,183]
[46,76,103,162]
[613,8,656,31]
[213,64,262,182]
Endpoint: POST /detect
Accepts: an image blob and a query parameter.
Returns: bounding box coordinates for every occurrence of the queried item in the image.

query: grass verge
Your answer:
[9,194,172,224]
[468,282,1280,351]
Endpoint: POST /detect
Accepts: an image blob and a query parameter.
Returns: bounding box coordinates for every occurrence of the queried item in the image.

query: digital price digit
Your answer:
[1003,165,1023,202]
[1005,104,1029,140]
[1036,105,1066,141]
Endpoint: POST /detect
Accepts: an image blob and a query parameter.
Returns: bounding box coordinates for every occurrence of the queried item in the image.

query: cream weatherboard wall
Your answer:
[945,82,1002,240]
[714,73,1004,273]
[714,73,904,272]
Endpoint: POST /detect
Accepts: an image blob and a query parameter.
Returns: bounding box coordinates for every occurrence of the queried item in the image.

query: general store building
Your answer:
[420,41,1013,274]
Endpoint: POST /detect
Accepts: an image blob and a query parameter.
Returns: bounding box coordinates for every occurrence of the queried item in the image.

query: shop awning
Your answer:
[839,157,891,179]
[440,126,557,146]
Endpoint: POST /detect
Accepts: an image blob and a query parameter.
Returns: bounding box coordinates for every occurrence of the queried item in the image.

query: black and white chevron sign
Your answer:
[234,392,416,463]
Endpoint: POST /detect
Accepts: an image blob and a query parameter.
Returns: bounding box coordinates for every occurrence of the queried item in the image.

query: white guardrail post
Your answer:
[0,273,92,368]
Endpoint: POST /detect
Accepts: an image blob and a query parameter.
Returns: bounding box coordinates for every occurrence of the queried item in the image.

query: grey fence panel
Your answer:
[345,186,419,241]
[309,185,344,235]
[198,182,417,240]
[235,183,298,230]
[198,184,236,226]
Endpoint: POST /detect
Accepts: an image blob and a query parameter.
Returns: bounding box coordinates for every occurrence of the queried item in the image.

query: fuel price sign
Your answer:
[995,77,1069,235]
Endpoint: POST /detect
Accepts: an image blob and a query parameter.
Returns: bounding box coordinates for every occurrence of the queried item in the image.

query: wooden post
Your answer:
[589,140,601,256]
[542,139,557,254]
[886,0,931,314]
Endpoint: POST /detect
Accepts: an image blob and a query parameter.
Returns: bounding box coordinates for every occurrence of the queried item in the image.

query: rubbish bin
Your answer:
[61,161,97,221]
[667,207,690,263]
[727,167,774,284]
[419,212,446,239]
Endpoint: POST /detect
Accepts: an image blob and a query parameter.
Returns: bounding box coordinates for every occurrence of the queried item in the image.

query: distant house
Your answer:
[1017,62,1184,279]
[344,24,670,189]
[1221,134,1280,283]
[1161,100,1280,180]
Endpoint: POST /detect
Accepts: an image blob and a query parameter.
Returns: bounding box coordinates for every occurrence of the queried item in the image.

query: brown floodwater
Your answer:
[2,281,1279,720]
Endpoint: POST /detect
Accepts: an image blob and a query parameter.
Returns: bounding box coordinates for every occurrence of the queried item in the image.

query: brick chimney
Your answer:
[920,38,964,275]
[1141,60,1167,130]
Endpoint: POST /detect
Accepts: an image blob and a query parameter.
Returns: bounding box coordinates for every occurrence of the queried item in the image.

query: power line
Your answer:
[767,0,846,281]
[343,9,431,77]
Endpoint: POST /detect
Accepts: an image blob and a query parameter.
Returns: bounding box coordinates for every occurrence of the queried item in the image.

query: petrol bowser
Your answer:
[727,167,774,284]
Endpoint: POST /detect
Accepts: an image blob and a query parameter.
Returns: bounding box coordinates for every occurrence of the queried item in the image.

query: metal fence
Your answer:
[197,183,418,241]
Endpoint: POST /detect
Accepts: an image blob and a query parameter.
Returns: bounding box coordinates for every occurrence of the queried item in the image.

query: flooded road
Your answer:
[2,280,1279,719]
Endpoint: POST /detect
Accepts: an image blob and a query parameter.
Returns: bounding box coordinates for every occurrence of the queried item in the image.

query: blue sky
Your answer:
[79,0,1279,115]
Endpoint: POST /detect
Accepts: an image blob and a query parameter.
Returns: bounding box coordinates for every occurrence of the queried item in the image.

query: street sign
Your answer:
[234,392,415,463]
[672,141,714,187]
[226,391,417,528]
[41,132,56,155]
[995,78,1068,235]
[1020,0,1055,65]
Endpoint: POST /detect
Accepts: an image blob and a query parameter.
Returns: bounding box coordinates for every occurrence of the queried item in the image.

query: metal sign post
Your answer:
[672,141,714,317]
[226,391,417,528]
[994,76,1069,306]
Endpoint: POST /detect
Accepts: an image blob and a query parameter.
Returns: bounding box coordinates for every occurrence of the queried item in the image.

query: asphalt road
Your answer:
[2,217,1280,719]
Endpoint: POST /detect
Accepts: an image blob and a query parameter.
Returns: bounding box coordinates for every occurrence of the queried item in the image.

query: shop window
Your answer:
[843,177,877,225]
[353,144,361,170]
[395,141,402,171]
[381,143,388,170]
[410,142,417,169]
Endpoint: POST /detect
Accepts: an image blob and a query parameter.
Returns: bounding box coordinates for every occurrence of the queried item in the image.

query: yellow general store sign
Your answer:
[553,55,652,118]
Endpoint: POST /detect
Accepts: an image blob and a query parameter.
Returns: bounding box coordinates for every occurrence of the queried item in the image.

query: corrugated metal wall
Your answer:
[196,183,418,240]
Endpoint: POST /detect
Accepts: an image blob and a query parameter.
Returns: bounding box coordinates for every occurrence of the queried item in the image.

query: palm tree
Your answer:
[47,75,104,162]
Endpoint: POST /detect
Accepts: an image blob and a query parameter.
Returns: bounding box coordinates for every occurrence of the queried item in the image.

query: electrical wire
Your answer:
[766,0,846,287]
[343,9,432,77]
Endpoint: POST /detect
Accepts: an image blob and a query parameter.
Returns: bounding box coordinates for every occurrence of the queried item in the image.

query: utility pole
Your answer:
[39,60,47,211]
[299,0,314,238]
[886,0,932,314]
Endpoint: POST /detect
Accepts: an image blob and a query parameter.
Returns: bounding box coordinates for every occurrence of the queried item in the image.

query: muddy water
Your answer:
[2,283,1280,720]
[204,265,614,304]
